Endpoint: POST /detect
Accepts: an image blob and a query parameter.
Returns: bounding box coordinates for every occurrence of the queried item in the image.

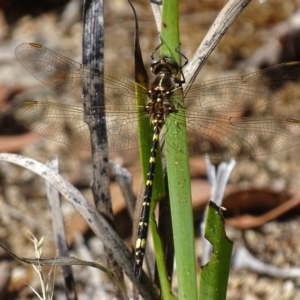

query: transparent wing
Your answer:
[14,43,149,151]
[184,62,300,113]
[166,112,300,160]
[15,43,145,106]
[13,101,149,152]
[171,61,300,159]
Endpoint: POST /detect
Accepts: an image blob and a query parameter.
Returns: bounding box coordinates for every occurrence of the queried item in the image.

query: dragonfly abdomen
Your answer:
[134,59,181,278]
[134,124,161,278]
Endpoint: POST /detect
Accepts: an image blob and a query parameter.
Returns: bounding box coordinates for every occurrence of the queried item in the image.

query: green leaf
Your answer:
[199,201,233,300]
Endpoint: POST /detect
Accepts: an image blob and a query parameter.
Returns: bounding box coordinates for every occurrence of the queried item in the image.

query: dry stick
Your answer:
[110,163,136,220]
[82,0,124,293]
[184,0,252,89]
[45,159,78,300]
[150,1,161,32]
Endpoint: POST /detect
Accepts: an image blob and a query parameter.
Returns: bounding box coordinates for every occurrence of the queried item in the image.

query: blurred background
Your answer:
[1,0,300,299]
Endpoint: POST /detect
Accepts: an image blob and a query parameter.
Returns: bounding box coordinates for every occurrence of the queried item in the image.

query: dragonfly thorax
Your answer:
[146,72,178,124]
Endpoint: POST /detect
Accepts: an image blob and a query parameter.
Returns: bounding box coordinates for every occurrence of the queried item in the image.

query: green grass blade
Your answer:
[151,218,177,300]
[160,1,198,299]
[199,201,233,299]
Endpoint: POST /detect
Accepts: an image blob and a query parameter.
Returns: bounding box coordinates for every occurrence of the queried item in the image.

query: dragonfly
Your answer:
[14,43,300,278]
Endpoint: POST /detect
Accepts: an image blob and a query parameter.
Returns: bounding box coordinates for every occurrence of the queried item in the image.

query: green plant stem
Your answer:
[160,1,198,300]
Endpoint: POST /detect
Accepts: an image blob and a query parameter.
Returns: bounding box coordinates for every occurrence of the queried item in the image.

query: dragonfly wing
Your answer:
[15,43,147,104]
[167,111,300,160]
[184,62,300,113]
[13,101,143,152]
[104,72,145,106]
[15,43,87,101]
[14,43,149,152]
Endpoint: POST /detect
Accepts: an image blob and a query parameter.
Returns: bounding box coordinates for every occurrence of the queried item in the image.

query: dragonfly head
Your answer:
[150,56,179,76]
